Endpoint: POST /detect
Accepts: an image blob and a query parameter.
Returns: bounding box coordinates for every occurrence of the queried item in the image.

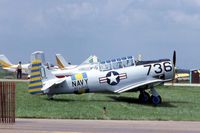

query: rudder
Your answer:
[55,54,69,69]
[28,60,43,95]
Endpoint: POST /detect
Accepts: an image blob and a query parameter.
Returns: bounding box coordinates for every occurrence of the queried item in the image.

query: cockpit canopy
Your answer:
[99,56,134,71]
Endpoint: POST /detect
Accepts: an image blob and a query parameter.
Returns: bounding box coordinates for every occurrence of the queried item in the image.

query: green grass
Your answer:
[0,67,15,78]
[16,82,200,121]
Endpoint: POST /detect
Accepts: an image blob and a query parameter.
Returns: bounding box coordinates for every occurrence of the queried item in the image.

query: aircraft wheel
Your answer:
[48,95,54,100]
[139,91,150,104]
[151,95,162,106]
[48,97,54,100]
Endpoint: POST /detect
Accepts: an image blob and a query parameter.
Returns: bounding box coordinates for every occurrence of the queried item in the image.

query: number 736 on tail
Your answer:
[28,51,176,106]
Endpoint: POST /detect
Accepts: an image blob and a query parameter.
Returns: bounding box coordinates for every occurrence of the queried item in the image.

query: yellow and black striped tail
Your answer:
[28,60,43,95]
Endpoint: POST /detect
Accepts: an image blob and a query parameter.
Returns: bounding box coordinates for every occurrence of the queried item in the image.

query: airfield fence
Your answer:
[0,81,15,123]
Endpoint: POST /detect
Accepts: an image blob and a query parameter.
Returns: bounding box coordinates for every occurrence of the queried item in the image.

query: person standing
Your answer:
[17,61,22,79]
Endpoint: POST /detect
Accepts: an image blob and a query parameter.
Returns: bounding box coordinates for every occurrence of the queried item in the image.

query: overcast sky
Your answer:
[0,0,200,69]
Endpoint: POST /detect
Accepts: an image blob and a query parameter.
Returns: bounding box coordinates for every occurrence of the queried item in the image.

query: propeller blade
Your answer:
[173,50,176,67]
[172,50,177,81]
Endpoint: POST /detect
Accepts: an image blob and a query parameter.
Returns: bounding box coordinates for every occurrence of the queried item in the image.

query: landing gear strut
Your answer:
[139,91,150,104]
[138,87,162,106]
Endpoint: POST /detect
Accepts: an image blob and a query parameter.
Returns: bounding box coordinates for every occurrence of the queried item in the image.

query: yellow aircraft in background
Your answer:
[0,54,30,74]
[55,54,99,70]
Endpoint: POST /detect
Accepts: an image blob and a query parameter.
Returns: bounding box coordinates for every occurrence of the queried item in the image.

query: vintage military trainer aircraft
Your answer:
[55,54,99,70]
[28,51,176,105]
[53,54,100,77]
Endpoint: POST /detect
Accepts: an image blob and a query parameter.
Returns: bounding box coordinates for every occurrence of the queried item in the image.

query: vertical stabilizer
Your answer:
[28,60,43,95]
[56,54,69,69]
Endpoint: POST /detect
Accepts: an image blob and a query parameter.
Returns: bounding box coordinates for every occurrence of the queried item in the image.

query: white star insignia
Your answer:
[107,72,118,84]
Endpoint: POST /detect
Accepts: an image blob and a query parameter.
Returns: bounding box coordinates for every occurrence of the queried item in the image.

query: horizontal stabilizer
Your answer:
[42,78,66,91]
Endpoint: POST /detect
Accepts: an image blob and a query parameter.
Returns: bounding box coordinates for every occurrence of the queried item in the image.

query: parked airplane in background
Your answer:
[56,54,99,69]
[28,51,176,105]
[55,54,77,70]
[53,54,100,77]
[0,51,57,76]
[0,54,30,74]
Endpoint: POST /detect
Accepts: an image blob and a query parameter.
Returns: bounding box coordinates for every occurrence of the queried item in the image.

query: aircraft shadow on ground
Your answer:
[43,96,189,108]
[45,98,116,103]
[45,96,189,108]
[108,96,178,108]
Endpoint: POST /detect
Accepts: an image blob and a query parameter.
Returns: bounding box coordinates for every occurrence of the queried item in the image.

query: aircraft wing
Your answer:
[41,78,66,91]
[114,79,171,93]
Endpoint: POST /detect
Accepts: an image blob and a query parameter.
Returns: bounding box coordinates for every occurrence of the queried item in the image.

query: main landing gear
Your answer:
[138,87,162,106]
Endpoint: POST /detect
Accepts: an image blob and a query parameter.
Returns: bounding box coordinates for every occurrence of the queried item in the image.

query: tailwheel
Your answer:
[139,91,150,104]
[151,95,162,106]
[48,95,54,100]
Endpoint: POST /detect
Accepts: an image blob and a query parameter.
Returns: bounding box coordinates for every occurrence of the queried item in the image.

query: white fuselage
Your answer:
[47,60,174,95]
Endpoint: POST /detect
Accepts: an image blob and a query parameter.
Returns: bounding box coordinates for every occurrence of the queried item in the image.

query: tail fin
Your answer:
[29,59,64,95]
[55,54,69,69]
[0,54,13,68]
[28,60,43,95]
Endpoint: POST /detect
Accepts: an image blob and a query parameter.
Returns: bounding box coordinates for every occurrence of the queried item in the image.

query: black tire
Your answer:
[151,95,162,106]
[139,91,150,104]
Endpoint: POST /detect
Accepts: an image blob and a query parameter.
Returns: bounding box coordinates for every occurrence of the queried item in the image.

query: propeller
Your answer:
[173,50,176,67]
[172,50,177,82]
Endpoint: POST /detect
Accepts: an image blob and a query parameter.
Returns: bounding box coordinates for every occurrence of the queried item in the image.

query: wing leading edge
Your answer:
[114,79,171,93]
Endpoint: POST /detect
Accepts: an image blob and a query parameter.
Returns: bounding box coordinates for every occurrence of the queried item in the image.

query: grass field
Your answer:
[0,68,15,79]
[16,82,200,121]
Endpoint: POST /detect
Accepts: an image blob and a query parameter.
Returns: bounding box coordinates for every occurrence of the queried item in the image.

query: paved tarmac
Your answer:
[164,83,200,87]
[1,119,200,133]
[0,79,29,82]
